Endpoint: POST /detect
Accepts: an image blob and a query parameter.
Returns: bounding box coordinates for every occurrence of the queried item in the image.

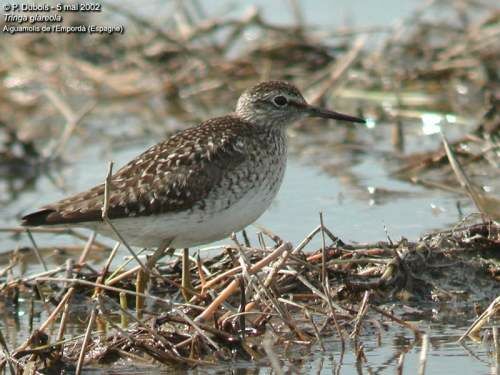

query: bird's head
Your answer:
[236,80,365,127]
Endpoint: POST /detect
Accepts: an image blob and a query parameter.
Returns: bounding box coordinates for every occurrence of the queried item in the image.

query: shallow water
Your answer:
[0,119,489,375]
[1,295,497,374]
[0,125,472,251]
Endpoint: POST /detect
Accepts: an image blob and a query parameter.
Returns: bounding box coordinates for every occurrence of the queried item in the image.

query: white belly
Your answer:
[82,128,288,249]
[84,169,285,248]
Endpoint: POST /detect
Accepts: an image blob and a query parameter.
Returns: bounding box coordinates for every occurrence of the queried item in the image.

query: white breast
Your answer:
[84,127,288,249]
[86,161,286,248]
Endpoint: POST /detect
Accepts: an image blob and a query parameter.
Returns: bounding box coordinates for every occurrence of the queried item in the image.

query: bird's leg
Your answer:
[181,248,193,301]
[146,239,173,269]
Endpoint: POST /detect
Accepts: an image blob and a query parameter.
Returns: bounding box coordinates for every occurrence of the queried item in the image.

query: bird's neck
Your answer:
[234,109,291,129]
[229,113,289,144]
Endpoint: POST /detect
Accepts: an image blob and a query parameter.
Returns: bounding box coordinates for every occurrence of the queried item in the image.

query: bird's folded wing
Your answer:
[22,116,252,226]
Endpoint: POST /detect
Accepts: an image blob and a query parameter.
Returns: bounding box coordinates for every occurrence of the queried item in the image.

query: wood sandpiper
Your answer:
[21,80,365,299]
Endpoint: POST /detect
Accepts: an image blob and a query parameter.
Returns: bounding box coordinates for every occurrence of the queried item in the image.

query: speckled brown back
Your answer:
[22,115,267,225]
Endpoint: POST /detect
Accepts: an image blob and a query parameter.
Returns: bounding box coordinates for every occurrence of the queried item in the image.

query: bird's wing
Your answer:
[22,116,253,226]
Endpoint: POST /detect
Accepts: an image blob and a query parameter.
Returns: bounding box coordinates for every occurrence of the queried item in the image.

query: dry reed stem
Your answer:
[55,290,73,343]
[200,264,243,291]
[397,351,405,375]
[201,240,292,292]
[442,132,500,221]
[350,291,371,339]
[233,235,307,341]
[305,308,325,351]
[418,334,429,375]
[119,292,128,328]
[43,89,96,161]
[256,225,283,245]
[370,305,423,338]
[136,268,147,319]
[75,307,97,375]
[37,277,174,308]
[181,248,194,301]
[459,296,500,342]
[0,227,109,248]
[0,329,15,374]
[101,162,148,273]
[3,266,65,290]
[101,242,121,276]
[77,231,97,265]
[105,264,141,285]
[196,253,207,289]
[493,326,499,370]
[283,268,351,315]
[263,332,284,375]
[244,245,291,314]
[177,312,221,351]
[309,35,367,104]
[25,230,48,272]
[55,259,75,348]
[6,286,74,363]
[292,225,321,254]
[320,212,327,285]
[99,295,195,360]
[195,241,292,322]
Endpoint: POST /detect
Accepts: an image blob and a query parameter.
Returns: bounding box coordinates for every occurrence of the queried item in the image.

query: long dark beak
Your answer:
[306,105,365,124]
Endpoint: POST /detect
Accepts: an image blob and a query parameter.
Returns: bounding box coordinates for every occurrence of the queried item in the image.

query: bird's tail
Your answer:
[21,209,58,226]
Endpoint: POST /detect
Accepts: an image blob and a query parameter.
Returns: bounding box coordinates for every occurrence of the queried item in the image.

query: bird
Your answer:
[21,80,365,299]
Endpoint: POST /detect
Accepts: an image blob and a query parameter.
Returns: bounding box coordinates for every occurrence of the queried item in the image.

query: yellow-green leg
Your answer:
[181,248,193,301]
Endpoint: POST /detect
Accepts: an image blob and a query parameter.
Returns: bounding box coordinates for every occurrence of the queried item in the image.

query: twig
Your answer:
[458,296,500,342]
[201,241,292,292]
[309,35,367,104]
[371,305,423,338]
[441,132,500,221]
[292,225,321,254]
[101,242,121,276]
[288,0,305,29]
[43,89,96,160]
[3,266,65,290]
[283,268,351,315]
[195,242,292,322]
[0,227,109,248]
[331,307,345,354]
[8,286,74,361]
[25,229,48,271]
[99,295,194,356]
[305,309,325,351]
[119,292,128,328]
[320,212,327,285]
[418,334,429,375]
[263,332,284,375]
[77,231,97,265]
[55,260,75,349]
[397,351,405,375]
[233,235,306,341]
[0,329,15,374]
[101,162,148,274]
[493,326,500,370]
[36,277,174,308]
[75,306,97,375]
[136,268,147,319]
[350,291,371,339]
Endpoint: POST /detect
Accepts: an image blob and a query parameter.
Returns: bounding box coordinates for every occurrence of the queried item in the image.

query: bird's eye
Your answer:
[273,95,288,107]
